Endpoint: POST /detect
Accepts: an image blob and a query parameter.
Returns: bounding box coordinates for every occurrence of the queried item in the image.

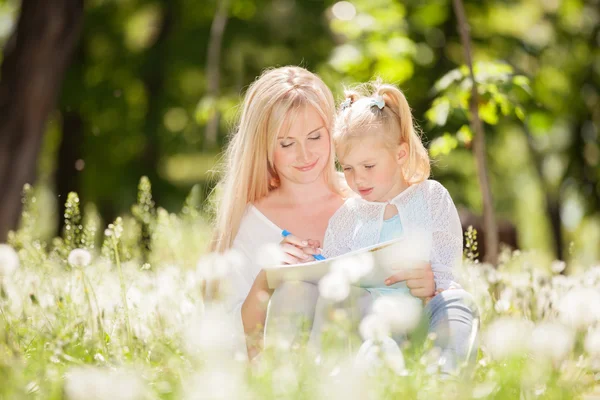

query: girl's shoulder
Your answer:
[404,179,452,202]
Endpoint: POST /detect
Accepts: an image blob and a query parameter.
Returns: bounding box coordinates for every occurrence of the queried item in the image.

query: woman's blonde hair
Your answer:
[210,66,342,252]
[333,81,430,184]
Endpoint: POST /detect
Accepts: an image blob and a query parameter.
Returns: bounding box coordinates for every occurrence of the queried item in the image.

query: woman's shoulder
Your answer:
[236,204,281,240]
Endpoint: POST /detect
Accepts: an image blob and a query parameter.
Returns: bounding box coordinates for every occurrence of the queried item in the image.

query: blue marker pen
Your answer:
[282,230,326,260]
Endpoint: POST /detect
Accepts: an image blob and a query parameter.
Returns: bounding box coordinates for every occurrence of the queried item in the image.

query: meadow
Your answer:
[1,179,599,400]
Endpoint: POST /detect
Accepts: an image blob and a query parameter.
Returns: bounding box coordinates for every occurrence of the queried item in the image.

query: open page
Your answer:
[264,237,427,289]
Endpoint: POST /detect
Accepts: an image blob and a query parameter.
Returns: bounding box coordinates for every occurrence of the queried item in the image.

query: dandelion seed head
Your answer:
[185,307,236,359]
[64,367,146,400]
[558,288,600,330]
[359,313,391,341]
[372,295,422,334]
[483,317,533,360]
[530,322,574,363]
[585,327,600,357]
[68,248,92,268]
[551,260,566,274]
[331,253,373,283]
[258,243,285,267]
[318,271,350,302]
[0,244,19,277]
[196,253,231,281]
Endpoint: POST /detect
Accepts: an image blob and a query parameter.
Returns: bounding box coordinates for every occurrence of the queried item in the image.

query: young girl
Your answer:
[304,82,473,373]
[322,81,463,294]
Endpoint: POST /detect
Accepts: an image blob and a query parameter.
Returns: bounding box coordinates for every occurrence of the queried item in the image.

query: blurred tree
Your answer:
[204,0,232,149]
[0,0,84,241]
[452,0,498,263]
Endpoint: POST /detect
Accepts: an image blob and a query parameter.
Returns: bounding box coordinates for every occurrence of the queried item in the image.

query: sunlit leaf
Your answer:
[479,100,499,125]
[429,133,458,157]
[426,97,450,126]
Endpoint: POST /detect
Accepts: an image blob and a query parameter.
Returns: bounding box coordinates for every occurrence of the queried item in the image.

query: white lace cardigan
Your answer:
[321,180,463,290]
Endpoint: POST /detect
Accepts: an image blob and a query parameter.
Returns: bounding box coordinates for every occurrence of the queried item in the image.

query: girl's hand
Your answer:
[384,261,436,300]
[279,234,322,265]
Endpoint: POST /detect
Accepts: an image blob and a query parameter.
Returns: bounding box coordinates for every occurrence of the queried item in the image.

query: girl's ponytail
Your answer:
[375,83,430,183]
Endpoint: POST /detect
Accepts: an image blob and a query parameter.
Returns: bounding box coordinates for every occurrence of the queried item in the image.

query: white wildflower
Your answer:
[320,357,369,400]
[551,260,566,274]
[483,317,533,360]
[371,294,422,334]
[272,364,299,396]
[184,365,247,400]
[558,288,600,330]
[196,252,231,281]
[585,327,600,357]
[530,322,574,363]
[359,313,391,341]
[510,272,531,289]
[126,285,143,309]
[472,382,498,398]
[384,348,406,376]
[185,306,236,359]
[331,253,374,283]
[0,244,19,277]
[318,271,350,302]
[68,248,92,268]
[258,243,286,267]
[64,367,147,400]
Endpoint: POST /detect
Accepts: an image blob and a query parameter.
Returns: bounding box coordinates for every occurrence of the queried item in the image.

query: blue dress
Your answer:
[365,213,411,298]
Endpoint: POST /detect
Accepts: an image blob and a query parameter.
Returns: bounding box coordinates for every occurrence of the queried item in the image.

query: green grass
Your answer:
[0,181,599,399]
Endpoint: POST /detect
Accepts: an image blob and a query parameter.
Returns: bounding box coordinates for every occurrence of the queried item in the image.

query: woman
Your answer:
[210,66,476,369]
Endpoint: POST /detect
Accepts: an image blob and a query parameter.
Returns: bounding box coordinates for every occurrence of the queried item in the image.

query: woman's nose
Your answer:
[296,144,311,162]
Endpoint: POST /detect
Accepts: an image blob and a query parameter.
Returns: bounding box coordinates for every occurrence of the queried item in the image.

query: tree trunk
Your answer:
[452,0,499,264]
[523,124,564,260]
[56,110,85,235]
[204,0,232,149]
[139,0,174,199]
[0,0,84,241]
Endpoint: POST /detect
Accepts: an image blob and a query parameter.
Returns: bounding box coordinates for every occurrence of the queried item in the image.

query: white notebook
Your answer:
[264,236,430,289]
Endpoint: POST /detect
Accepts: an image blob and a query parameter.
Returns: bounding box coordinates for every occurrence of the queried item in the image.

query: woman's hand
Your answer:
[384,261,436,301]
[279,234,322,265]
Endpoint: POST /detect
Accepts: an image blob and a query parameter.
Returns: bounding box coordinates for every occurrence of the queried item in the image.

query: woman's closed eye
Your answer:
[280,141,294,148]
[308,133,321,141]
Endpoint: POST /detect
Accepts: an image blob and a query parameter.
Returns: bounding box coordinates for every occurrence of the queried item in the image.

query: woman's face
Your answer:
[272,106,331,188]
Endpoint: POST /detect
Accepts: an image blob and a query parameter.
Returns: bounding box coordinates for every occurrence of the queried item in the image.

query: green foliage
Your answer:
[63,192,84,251]
[464,225,479,262]
[426,61,532,144]
[131,176,156,264]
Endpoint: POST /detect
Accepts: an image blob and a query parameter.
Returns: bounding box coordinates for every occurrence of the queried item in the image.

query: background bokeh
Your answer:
[0,0,598,263]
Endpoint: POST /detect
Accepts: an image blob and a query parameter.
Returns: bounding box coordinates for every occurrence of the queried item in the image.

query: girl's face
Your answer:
[338,135,408,202]
[272,106,331,187]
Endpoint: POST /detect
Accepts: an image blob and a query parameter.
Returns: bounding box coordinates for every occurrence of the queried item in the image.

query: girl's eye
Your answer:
[365,165,375,169]
[343,167,352,172]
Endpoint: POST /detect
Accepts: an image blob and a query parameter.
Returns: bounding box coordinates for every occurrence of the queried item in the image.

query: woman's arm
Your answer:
[241,270,272,334]
[240,270,273,358]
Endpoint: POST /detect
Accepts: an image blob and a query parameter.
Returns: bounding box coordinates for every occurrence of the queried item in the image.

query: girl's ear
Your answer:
[396,142,409,166]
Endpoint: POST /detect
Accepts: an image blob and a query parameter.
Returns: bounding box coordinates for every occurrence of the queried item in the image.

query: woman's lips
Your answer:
[358,188,373,196]
[294,159,318,172]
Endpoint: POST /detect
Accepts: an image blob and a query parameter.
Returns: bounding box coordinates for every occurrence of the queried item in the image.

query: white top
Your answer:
[322,180,462,290]
[226,205,283,357]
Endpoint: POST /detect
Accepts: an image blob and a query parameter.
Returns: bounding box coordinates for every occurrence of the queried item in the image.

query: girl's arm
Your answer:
[429,183,463,290]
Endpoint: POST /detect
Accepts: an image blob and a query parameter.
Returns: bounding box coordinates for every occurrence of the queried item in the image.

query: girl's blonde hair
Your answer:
[333,81,430,184]
[210,66,342,252]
